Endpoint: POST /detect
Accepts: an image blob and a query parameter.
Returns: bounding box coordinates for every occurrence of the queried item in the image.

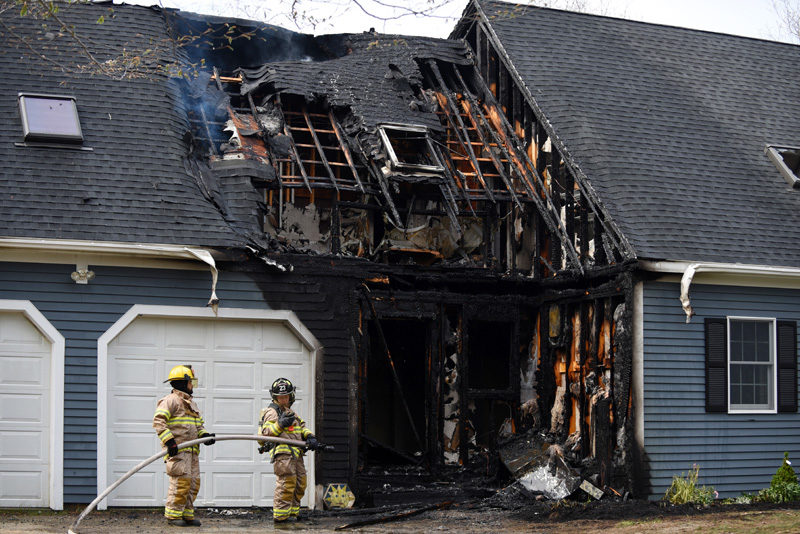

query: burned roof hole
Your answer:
[378,124,443,173]
[766,145,800,189]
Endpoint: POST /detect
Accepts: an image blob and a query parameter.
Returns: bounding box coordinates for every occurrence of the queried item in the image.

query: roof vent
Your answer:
[766,145,800,189]
[18,93,83,145]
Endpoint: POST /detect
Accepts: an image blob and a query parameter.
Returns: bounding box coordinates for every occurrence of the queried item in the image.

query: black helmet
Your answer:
[271,377,295,405]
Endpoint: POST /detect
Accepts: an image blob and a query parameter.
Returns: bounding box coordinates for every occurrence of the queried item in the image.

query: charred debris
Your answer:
[170,11,641,503]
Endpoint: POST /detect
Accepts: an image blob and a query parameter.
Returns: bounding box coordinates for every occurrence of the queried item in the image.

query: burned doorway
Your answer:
[360,318,433,468]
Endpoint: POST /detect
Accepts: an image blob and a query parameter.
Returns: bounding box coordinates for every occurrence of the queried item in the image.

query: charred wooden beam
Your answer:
[274,95,312,192]
[427,61,497,205]
[329,111,366,193]
[302,106,340,192]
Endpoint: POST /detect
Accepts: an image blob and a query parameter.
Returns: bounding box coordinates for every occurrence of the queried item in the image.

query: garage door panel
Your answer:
[0,356,46,386]
[113,395,158,423]
[113,359,158,388]
[211,440,257,462]
[261,364,305,392]
[259,473,278,499]
[214,363,256,391]
[111,470,157,502]
[164,321,210,350]
[208,472,255,502]
[114,432,160,460]
[214,323,258,351]
[0,471,44,500]
[0,313,47,345]
[0,430,44,460]
[114,320,160,348]
[211,398,255,425]
[0,393,43,422]
[261,324,302,352]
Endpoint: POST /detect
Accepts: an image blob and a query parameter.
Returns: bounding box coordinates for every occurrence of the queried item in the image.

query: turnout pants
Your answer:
[164,451,200,520]
[273,454,307,521]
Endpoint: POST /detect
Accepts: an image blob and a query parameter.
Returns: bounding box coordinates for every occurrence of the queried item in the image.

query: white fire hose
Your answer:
[68,435,318,534]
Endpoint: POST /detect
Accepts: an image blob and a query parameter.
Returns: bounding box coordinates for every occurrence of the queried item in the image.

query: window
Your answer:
[378,124,443,173]
[728,319,774,411]
[18,93,83,144]
[705,317,797,414]
[765,145,800,189]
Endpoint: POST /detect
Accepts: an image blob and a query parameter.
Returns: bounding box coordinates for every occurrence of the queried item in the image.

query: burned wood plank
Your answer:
[335,501,453,530]
[302,105,340,192]
[427,60,497,205]
[458,66,583,272]
[329,111,366,193]
[275,94,312,192]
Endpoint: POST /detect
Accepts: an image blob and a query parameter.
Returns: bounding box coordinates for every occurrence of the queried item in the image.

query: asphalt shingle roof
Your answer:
[477,1,800,267]
[0,3,242,247]
[240,33,471,131]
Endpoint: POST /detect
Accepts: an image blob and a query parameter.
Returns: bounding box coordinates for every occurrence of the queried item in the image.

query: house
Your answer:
[452,0,800,498]
[9,0,789,511]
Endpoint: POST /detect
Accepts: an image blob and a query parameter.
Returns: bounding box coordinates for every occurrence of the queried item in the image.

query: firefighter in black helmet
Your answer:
[259,377,319,522]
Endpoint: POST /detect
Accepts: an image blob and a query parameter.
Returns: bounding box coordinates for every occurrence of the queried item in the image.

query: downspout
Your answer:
[676,262,800,322]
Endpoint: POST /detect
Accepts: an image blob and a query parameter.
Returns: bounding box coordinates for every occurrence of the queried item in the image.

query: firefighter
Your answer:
[259,377,319,522]
[153,365,215,527]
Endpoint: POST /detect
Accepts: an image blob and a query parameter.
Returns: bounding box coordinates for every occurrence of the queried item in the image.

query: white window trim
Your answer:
[96,305,320,510]
[765,145,800,189]
[0,300,65,510]
[726,316,778,415]
[377,123,444,173]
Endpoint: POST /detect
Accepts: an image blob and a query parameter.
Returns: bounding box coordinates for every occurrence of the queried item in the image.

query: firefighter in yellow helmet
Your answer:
[259,377,319,522]
[153,365,215,526]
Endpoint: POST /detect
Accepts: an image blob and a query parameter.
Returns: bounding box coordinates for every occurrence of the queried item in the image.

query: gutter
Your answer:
[0,237,221,311]
[640,260,800,323]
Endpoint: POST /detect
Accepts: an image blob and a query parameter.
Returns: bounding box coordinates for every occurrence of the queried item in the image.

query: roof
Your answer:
[0,2,243,247]
[239,33,471,131]
[472,1,800,267]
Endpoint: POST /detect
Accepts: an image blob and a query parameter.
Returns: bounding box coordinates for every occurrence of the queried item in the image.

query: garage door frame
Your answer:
[96,305,320,510]
[0,299,65,510]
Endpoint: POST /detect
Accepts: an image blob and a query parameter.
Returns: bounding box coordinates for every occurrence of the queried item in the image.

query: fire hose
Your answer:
[68,434,333,534]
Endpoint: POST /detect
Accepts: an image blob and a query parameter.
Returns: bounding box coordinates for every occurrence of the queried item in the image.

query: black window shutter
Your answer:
[777,320,797,413]
[705,318,728,413]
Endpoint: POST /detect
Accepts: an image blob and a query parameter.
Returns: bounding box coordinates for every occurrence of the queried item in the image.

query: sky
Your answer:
[117,0,798,44]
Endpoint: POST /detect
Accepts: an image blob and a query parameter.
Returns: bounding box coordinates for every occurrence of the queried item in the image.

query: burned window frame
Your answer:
[378,123,444,174]
[765,145,800,189]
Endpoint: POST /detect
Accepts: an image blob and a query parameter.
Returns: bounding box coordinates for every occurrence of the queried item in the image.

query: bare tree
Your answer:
[774,0,800,42]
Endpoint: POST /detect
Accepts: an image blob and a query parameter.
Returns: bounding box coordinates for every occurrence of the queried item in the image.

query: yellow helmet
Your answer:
[164,365,198,386]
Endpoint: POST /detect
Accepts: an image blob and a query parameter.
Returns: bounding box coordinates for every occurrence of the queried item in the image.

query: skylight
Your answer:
[18,93,83,144]
[766,145,800,189]
[378,124,443,173]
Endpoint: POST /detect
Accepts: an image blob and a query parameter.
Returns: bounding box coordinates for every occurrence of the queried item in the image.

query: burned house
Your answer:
[3,0,796,511]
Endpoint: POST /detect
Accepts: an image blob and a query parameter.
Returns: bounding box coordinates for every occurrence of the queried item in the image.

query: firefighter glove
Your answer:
[278,412,295,429]
[306,435,319,451]
[203,433,216,446]
[165,438,179,457]
[258,443,269,454]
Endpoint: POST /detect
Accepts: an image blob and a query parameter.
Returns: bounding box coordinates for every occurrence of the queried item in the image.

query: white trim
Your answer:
[632,283,645,461]
[0,300,65,510]
[726,316,778,415]
[96,305,320,510]
[639,261,800,322]
[0,237,222,260]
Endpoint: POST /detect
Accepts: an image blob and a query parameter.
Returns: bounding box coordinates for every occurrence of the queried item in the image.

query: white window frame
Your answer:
[765,145,800,189]
[727,316,778,414]
[377,123,444,173]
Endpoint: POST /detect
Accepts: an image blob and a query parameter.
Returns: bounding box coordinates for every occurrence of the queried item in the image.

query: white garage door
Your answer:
[0,312,51,507]
[106,315,314,507]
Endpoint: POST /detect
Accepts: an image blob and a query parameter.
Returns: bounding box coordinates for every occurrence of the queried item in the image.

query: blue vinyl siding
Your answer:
[643,281,800,499]
[0,261,270,503]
